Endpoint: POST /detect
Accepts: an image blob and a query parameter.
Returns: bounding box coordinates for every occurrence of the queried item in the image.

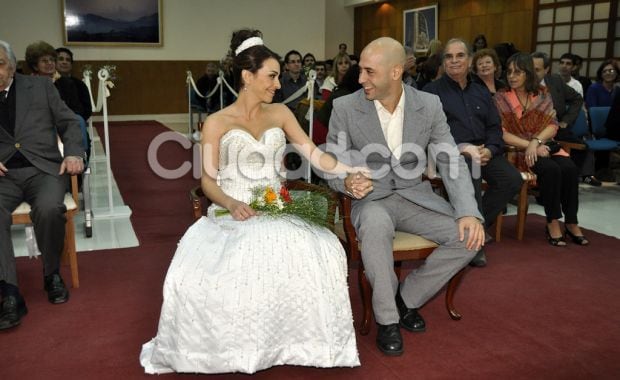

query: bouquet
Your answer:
[215,185,333,228]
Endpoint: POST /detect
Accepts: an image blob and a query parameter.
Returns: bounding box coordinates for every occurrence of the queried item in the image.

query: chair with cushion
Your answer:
[11,175,80,288]
[336,194,465,336]
[589,106,618,145]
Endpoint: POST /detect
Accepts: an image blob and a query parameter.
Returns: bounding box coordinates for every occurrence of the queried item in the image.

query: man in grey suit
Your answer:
[326,37,485,356]
[0,40,84,330]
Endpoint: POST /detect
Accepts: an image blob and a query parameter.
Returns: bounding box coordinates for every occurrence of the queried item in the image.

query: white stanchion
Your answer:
[82,67,131,220]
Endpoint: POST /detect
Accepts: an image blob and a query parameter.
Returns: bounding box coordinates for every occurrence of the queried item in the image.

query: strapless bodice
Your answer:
[215,127,286,204]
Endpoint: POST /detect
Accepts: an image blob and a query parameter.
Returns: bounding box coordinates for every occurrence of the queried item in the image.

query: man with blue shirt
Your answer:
[424,38,522,267]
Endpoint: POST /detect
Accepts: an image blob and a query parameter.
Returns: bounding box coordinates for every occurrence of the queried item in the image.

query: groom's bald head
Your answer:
[359,37,405,103]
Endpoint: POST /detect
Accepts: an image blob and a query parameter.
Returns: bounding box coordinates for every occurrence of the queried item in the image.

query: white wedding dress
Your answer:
[140,128,359,374]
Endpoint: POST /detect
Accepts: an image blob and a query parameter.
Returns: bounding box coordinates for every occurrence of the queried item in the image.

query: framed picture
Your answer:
[403,5,438,54]
[62,0,162,46]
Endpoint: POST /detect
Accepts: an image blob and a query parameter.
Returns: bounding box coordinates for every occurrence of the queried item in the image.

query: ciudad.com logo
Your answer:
[146,131,479,181]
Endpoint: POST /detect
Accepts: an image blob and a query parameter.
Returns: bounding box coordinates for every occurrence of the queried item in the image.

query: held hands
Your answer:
[59,156,84,175]
[0,162,7,177]
[457,216,485,251]
[344,170,373,199]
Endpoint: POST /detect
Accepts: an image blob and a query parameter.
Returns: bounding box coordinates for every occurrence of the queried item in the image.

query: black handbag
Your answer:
[545,140,562,154]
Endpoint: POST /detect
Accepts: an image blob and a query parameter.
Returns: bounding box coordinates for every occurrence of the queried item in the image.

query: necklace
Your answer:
[516,91,529,112]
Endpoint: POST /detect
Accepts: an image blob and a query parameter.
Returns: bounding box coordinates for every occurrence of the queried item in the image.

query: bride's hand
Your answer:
[227,200,256,221]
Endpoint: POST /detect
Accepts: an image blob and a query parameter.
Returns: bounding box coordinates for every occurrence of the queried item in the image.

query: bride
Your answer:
[140,29,365,374]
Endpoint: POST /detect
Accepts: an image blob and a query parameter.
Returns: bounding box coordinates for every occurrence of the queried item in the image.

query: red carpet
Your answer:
[3,121,620,379]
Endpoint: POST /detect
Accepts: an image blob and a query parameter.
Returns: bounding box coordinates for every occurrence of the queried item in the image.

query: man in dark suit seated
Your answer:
[0,40,84,330]
[531,52,600,186]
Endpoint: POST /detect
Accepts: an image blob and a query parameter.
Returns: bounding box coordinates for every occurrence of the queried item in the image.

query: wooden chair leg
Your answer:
[62,214,80,288]
[358,263,372,336]
[516,182,529,241]
[445,268,465,320]
[495,212,503,243]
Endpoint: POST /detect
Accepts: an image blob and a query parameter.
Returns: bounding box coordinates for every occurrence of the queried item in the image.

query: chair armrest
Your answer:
[558,141,586,153]
[189,186,211,220]
[338,193,361,260]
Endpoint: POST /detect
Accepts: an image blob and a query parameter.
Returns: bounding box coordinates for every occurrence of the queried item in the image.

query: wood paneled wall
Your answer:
[69,61,216,116]
[354,0,535,56]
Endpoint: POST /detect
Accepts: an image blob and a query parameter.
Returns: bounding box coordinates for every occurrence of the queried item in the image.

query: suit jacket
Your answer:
[0,73,84,176]
[544,73,583,127]
[326,85,482,221]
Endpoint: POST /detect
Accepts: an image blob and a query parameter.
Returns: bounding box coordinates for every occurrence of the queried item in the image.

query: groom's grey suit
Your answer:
[326,85,482,325]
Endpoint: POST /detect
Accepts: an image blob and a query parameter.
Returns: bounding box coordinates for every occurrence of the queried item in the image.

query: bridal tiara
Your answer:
[235,36,264,55]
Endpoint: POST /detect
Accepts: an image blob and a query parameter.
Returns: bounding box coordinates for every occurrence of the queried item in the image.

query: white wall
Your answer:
[0,0,354,61]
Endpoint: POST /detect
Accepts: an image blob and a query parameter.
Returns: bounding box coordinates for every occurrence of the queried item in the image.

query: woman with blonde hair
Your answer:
[319,51,351,100]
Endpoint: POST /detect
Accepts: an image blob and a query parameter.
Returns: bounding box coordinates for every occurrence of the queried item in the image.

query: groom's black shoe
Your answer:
[376,323,403,356]
[396,286,426,332]
[0,295,28,330]
[44,273,69,304]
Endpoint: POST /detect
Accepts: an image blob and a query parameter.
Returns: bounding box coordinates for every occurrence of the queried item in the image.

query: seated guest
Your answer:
[313,61,326,98]
[472,48,507,95]
[302,52,316,74]
[531,52,598,186]
[273,50,307,111]
[26,42,91,159]
[417,53,443,90]
[424,39,522,267]
[55,47,92,122]
[585,59,619,108]
[558,53,583,97]
[1,40,85,330]
[319,52,351,100]
[494,53,588,247]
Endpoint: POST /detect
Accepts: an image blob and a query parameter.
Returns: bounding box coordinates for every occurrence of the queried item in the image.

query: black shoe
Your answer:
[545,226,567,247]
[395,286,426,332]
[469,249,487,267]
[0,295,28,330]
[44,274,69,304]
[582,176,602,187]
[565,228,589,246]
[376,323,403,356]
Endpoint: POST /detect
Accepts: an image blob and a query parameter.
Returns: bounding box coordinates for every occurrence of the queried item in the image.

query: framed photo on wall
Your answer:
[403,5,438,54]
[62,0,162,46]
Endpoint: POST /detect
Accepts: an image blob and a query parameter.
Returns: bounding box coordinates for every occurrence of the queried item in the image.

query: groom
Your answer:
[326,37,485,356]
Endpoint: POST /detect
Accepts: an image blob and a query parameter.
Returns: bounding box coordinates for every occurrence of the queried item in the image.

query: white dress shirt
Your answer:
[374,86,405,159]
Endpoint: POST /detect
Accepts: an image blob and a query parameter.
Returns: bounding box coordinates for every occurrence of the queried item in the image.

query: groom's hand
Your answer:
[457,216,485,250]
[344,171,373,199]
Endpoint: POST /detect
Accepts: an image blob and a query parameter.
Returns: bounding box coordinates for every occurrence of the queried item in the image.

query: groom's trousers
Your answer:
[352,193,476,325]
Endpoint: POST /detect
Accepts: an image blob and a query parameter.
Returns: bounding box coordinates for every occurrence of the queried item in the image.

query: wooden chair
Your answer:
[504,146,538,241]
[11,175,80,288]
[335,194,465,336]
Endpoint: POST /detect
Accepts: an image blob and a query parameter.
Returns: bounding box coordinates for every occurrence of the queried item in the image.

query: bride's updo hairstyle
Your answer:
[230,28,281,91]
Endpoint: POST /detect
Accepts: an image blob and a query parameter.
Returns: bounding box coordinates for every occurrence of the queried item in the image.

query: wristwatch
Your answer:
[532,137,543,145]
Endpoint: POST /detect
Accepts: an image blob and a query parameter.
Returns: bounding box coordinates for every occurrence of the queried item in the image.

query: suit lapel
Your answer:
[402,86,426,145]
[15,74,33,134]
[353,90,388,146]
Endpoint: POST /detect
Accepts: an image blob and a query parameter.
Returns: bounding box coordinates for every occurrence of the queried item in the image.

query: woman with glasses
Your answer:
[494,53,588,247]
[585,59,619,108]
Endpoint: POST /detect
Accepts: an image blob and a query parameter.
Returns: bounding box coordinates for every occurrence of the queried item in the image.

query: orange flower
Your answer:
[264,186,277,204]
